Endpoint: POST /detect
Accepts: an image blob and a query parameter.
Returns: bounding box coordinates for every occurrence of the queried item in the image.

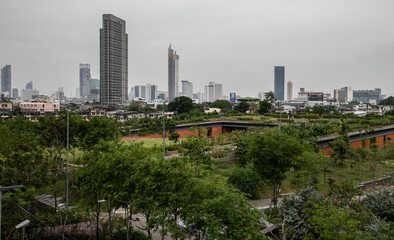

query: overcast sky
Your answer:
[1,0,393,98]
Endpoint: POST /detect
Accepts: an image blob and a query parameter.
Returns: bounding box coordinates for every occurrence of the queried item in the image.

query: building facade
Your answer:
[12,88,18,99]
[181,80,193,98]
[79,64,91,97]
[287,80,293,101]
[334,86,353,103]
[100,14,128,106]
[21,89,40,101]
[274,66,285,101]
[204,82,223,102]
[168,45,179,102]
[1,65,11,95]
[353,88,381,104]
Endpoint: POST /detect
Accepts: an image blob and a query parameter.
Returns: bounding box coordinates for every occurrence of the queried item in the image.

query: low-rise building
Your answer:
[20,102,60,113]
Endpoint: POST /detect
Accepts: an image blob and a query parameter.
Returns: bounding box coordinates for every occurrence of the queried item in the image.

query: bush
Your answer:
[228,167,261,198]
[362,188,394,221]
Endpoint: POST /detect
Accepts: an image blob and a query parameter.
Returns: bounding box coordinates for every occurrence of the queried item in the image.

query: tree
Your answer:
[265,91,276,103]
[328,135,350,165]
[303,202,362,240]
[209,100,232,112]
[234,102,249,113]
[249,128,309,207]
[257,100,272,114]
[228,167,261,198]
[379,96,394,105]
[168,96,194,114]
[362,188,394,221]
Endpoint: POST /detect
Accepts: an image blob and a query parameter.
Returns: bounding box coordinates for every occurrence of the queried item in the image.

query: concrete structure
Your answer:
[353,88,381,104]
[274,66,285,100]
[168,45,179,102]
[21,89,39,101]
[204,82,223,102]
[0,102,12,111]
[287,80,293,101]
[79,64,91,97]
[334,86,353,103]
[1,65,11,95]
[25,81,33,90]
[20,102,60,113]
[181,80,193,98]
[100,14,128,106]
[12,88,18,99]
[87,78,100,101]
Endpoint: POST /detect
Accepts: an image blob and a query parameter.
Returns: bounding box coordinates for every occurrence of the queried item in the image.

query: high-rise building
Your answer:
[274,66,285,101]
[79,64,91,97]
[204,82,223,102]
[1,65,11,95]
[12,88,18,99]
[100,14,128,106]
[287,80,293,101]
[334,86,353,103]
[353,88,381,104]
[181,80,193,98]
[26,81,33,90]
[168,45,179,102]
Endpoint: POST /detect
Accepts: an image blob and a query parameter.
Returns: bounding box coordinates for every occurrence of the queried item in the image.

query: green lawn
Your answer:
[122,138,173,147]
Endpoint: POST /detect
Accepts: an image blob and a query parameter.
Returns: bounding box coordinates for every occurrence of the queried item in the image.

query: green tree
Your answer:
[265,91,276,103]
[328,135,351,165]
[209,99,232,112]
[234,102,250,113]
[379,96,394,105]
[249,128,309,207]
[228,167,261,198]
[303,202,362,240]
[168,96,194,114]
[257,100,272,114]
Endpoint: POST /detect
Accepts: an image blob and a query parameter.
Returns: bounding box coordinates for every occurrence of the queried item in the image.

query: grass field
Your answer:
[122,138,174,147]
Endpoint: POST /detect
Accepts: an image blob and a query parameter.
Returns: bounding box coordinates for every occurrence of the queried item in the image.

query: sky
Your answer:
[0,0,393,98]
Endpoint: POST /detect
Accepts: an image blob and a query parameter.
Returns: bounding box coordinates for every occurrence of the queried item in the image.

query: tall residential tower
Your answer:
[168,45,179,102]
[274,66,285,101]
[287,80,293,101]
[79,64,91,97]
[1,65,11,95]
[100,14,128,106]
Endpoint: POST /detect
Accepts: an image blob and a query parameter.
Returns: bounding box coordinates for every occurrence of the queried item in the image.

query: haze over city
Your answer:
[1,0,393,97]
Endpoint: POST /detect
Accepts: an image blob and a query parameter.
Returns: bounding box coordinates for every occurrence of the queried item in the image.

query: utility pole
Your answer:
[162,102,166,161]
[66,108,69,211]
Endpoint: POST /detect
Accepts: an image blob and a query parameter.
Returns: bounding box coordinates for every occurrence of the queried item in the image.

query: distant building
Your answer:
[25,81,33,90]
[20,102,60,113]
[0,102,12,111]
[334,86,353,103]
[297,91,324,102]
[168,45,179,102]
[274,66,285,100]
[287,80,293,101]
[353,88,381,104]
[204,82,223,102]
[145,84,157,102]
[100,14,128,106]
[21,89,39,101]
[1,65,11,95]
[54,87,65,101]
[181,80,193,98]
[79,64,91,97]
[87,78,100,101]
[12,88,18,99]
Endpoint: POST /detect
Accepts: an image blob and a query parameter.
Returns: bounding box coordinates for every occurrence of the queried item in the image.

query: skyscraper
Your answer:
[168,45,179,102]
[204,82,223,102]
[26,81,33,90]
[79,64,91,97]
[287,80,293,101]
[1,65,11,95]
[181,80,193,98]
[12,88,18,99]
[274,66,285,101]
[100,14,128,106]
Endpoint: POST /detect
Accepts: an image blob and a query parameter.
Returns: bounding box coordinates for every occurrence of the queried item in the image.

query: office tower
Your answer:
[353,88,381,104]
[181,80,193,98]
[149,84,157,102]
[1,65,11,95]
[204,81,223,102]
[89,79,100,93]
[79,64,91,97]
[334,86,353,103]
[21,89,39,101]
[100,14,128,106]
[287,80,293,101]
[26,81,33,90]
[274,66,285,101]
[12,88,18,99]
[168,44,179,102]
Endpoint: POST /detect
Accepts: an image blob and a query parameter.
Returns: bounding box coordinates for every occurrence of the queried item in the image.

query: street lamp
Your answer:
[6,220,30,240]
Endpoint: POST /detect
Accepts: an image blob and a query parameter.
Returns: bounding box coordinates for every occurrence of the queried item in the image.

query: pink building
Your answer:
[20,102,60,113]
[0,102,12,111]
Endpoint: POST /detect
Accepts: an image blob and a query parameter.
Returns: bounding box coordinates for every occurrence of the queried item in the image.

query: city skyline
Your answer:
[1,0,394,98]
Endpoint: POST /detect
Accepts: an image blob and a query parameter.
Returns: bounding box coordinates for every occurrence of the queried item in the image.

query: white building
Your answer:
[21,89,39,101]
[181,80,193,98]
[204,82,223,102]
